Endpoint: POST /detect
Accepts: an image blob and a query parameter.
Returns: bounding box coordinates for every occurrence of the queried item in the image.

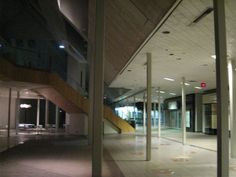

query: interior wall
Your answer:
[65,113,88,135]
[0,93,16,129]
[67,55,86,91]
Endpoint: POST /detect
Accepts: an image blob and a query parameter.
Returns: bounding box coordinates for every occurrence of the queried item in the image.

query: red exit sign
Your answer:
[201,82,206,88]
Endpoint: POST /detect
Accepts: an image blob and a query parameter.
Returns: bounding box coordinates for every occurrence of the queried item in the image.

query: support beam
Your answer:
[181,77,186,145]
[36,99,40,127]
[146,52,152,161]
[88,0,95,145]
[92,0,105,176]
[15,91,20,135]
[158,87,161,138]
[229,60,236,158]
[45,99,49,129]
[143,92,146,133]
[7,88,12,138]
[213,0,229,176]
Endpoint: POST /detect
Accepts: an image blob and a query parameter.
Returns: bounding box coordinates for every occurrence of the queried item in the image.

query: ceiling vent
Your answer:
[190,7,214,25]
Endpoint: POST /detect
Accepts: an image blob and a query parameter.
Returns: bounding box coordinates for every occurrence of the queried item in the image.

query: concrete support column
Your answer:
[7,88,12,138]
[55,106,59,132]
[158,87,161,138]
[143,92,146,133]
[45,99,49,129]
[146,52,152,161]
[92,0,105,176]
[88,0,96,145]
[15,91,20,135]
[181,77,186,145]
[36,99,40,127]
[229,60,236,158]
[213,0,229,176]
[153,102,157,128]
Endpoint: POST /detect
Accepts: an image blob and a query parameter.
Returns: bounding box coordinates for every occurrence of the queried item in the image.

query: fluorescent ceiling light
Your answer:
[164,77,175,81]
[156,90,165,93]
[195,87,202,90]
[59,45,65,49]
[169,93,176,95]
[211,55,216,59]
[180,82,190,86]
[20,104,32,109]
[185,83,190,86]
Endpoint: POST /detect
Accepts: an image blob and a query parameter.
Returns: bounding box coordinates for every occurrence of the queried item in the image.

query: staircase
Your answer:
[0,58,135,133]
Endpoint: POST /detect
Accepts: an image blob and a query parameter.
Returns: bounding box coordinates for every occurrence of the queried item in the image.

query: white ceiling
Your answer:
[110,0,236,100]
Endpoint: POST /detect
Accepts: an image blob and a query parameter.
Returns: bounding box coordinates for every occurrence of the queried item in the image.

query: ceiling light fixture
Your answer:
[191,7,214,24]
[211,55,216,59]
[180,82,190,86]
[20,104,32,109]
[164,77,175,82]
[185,83,190,86]
[162,31,170,34]
[156,90,165,93]
[59,44,65,49]
[169,93,176,95]
[195,87,202,90]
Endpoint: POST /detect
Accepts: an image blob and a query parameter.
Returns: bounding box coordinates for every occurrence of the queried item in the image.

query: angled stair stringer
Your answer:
[0,58,135,133]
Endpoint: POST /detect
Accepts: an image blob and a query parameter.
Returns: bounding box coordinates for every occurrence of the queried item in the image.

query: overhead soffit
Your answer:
[104,0,177,85]
[110,0,236,99]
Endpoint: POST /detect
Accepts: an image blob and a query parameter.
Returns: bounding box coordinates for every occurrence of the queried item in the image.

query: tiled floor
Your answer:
[104,133,236,177]
[0,134,124,177]
[1,129,236,177]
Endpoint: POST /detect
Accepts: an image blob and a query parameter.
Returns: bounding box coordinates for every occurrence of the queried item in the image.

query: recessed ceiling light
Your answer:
[169,53,174,56]
[235,68,236,71]
[169,93,176,95]
[195,87,202,90]
[25,91,29,94]
[164,77,175,81]
[211,55,216,59]
[128,69,132,72]
[162,31,170,34]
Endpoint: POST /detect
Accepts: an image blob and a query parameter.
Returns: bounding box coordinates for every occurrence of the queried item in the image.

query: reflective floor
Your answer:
[1,129,236,177]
